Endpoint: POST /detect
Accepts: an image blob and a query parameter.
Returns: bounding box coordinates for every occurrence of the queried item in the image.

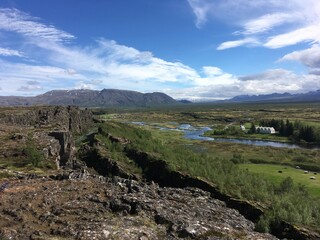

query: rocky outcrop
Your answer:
[77,133,136,179]
[0,106,92,134]
[0,176,277,240]
[0,106,93,169]
[125,149,264,223]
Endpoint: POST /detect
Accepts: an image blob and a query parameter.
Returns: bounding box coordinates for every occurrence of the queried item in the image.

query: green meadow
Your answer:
[239,164,320,197]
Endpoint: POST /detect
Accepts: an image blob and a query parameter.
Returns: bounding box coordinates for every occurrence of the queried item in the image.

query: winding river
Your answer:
[132,122,319,149]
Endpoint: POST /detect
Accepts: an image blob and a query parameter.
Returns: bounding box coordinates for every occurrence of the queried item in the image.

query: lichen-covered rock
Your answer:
[0,176,277,240]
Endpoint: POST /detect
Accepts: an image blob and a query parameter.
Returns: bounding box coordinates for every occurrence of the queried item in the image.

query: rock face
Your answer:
[0,175,277,240]
[0,106,93,169]
[0,106,93,134]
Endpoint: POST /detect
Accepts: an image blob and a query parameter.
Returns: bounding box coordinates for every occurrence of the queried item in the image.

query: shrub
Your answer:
[23,139,44,167]
[230,153,246,164]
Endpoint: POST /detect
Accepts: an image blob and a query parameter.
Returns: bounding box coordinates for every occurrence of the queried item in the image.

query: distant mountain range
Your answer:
[1,89,319,107]
[227,90,320,103]
[0,89,178,107]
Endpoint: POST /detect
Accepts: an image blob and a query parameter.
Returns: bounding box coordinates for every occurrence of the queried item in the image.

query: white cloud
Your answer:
[241,13,297,35]
[0,8,74,42]
[280,44,320,69]
[168,68,320,100]
[238,69,320,94]
[187,0,212,28]
[217,38,259,50]
[264,24,320,49]
[0,47,24,57]
[0,59,86,95]
[188,0,320,50]
[202,66,222,76]
[191,66,237,86]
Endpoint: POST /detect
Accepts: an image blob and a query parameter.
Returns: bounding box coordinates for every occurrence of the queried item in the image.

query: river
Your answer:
[131,122,318,149]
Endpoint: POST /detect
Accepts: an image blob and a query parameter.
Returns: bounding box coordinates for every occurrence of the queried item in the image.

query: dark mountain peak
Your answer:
[0,89,179,107]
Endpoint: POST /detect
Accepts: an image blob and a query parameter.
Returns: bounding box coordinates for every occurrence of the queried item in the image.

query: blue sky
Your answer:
[0,0,319,100]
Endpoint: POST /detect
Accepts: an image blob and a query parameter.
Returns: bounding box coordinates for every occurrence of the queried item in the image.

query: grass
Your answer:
[239,164,320,197]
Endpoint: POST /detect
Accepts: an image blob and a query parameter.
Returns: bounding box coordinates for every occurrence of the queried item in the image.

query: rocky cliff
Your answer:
[0,106,93,169]
[0,106,93,134]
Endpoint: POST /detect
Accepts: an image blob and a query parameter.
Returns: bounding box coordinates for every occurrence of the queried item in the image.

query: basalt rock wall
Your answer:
[0,106,93,134]
[0,106,93,168]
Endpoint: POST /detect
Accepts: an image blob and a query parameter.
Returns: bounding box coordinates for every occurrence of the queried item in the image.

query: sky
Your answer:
[0,0,320,100]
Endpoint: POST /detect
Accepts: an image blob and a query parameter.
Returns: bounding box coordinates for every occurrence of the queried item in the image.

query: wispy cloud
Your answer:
[187,0,212,28]
[188,0,320,50]
[217,38,259,50]
[264,24,320,49]
[0,47,24,57]
[241,13,297,35]
[0,8,74,42]
[280,44,320,74]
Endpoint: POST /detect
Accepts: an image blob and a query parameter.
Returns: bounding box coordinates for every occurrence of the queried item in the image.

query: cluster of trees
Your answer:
[250,119,320,143]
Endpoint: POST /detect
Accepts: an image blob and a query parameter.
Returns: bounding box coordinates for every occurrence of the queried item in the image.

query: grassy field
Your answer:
[239,164,320,197]
[96,102,320,127]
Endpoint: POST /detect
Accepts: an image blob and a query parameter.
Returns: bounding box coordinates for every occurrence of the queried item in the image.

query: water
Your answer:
[183,125,320,149]
[131,122,318,149]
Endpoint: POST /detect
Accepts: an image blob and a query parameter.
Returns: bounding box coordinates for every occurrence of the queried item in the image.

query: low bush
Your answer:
[23,139,44,168]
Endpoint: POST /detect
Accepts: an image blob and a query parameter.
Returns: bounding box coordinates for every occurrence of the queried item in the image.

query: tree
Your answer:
[250,123,256,134]
[286,119,294,136]
[279,120,286,136]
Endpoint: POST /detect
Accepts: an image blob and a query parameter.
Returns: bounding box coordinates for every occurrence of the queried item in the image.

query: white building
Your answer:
[256,126,276,134]
[240,125,246,131]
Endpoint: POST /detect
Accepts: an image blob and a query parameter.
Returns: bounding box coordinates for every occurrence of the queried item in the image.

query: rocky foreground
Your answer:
[0,171,277,240]
[0,106,279,239]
